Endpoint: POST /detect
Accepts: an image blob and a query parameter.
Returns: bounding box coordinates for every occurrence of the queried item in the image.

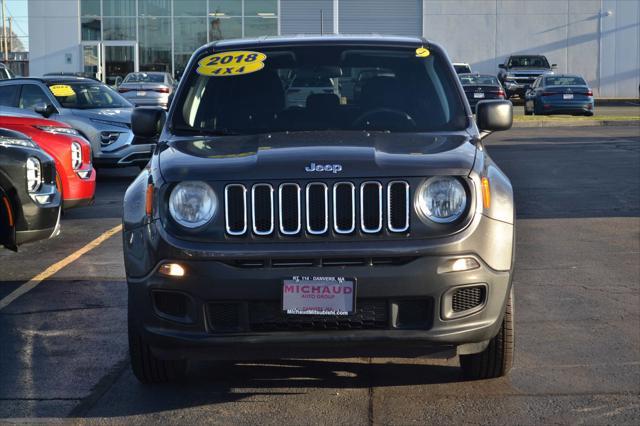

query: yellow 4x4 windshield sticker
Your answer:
[49,84,76,97]
[415,47,430,58]
[196,51,267,77]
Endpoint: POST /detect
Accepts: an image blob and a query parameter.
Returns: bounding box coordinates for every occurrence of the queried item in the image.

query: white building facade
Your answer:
[28,0,640,97]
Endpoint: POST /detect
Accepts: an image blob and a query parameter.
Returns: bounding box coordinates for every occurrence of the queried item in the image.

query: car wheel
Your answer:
[459,287,514,380]
[128,307,187,384]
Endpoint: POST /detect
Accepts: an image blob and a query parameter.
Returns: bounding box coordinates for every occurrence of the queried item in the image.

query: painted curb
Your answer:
[513,120,639,128]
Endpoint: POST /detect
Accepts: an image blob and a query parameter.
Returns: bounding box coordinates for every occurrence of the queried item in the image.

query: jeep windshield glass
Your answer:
[47,82,132,109]
[507,56,550,69]
[174,45,467,135]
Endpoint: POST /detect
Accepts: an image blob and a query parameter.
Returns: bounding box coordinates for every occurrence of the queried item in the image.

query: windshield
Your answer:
[175,45,467,134]
[48,82,132,109]
[544,76,586,86]
[124,73,165,83]
[454,65,471,74]
[507,56,550,68]
[460,75,499,85]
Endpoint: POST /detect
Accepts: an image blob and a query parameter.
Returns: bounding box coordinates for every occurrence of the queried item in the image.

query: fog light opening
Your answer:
[437,257,480,274]
[159,263,185,277]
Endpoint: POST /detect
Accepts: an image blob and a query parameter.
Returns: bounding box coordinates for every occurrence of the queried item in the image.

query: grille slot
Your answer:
[248,299,388,331]
[452,286,486,313]
[251,184,274,235]
[224,184,247,235]
[360,181,383,233]
[306,183,328,234]
[279,183,301,235]
[387,181,410,232]
[333,182,356,234]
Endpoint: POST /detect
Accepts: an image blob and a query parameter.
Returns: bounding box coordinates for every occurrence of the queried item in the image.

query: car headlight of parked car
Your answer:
[71,141,83,170]
[0,137,38,149]
[34,125,80,136]
[416,177,467,223]
[168,181,217,228]
[26,157,42,193]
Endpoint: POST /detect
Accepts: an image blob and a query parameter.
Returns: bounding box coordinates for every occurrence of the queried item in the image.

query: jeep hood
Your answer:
[158,131,478,182]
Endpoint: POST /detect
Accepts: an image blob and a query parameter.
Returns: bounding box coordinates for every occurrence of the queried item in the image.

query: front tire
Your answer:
[460,288,514,380]
[128,309,187,384]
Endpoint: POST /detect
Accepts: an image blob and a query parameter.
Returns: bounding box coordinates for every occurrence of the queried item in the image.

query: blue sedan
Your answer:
[524,74,594,116]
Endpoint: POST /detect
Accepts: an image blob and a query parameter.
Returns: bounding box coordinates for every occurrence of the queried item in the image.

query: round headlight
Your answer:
[169,181,217,228]
[416,177,467,223]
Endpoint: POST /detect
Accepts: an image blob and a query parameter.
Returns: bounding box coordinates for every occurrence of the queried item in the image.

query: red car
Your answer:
[0,115,95,209]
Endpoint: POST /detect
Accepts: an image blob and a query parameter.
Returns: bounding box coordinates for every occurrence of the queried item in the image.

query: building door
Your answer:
[103,42,138,87]
[81,42,138,87]
[81,43,102,81]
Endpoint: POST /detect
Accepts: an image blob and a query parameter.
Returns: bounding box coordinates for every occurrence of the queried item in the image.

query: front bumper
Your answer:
[94,143,154,167]
[126,214,514,360]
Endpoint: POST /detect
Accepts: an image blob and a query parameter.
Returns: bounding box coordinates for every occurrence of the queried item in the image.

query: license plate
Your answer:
[137,91,146,96]
[473,92,485,99]
[563,94,574,99]
[283,276,355,315]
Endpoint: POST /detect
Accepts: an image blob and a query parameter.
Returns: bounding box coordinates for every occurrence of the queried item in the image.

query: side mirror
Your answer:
[34,103,56,118]
[476,100,512,132]
[498,64,505,69]
[132,107,166,139]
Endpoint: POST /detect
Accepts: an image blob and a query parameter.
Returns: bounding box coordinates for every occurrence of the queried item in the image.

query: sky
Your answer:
[5,0,28,51]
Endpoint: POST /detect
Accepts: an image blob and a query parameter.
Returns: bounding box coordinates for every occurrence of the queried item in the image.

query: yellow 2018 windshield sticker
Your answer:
[196,51,267,77]
[415,47,430,58]
[49,84,76,97]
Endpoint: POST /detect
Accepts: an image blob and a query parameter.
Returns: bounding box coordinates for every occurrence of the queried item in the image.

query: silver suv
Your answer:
[0,77,154,168]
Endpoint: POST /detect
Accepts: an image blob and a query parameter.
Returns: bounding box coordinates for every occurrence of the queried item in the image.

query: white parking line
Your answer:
[0,224,122,311]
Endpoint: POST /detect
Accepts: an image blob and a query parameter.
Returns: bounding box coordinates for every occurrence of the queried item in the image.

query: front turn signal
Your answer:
[481,177,491,209]
[145,184,154,216]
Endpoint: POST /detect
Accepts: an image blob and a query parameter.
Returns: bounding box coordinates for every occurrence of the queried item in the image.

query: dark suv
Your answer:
[498,54,556,98]
[123,35,516,383]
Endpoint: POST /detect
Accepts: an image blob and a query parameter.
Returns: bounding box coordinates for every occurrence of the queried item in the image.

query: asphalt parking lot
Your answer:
[0,125,638,424]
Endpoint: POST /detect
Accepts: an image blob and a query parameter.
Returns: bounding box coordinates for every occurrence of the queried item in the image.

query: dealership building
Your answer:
[28,0,639,97]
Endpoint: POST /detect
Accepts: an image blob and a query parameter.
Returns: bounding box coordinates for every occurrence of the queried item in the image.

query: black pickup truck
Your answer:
[498,54,556,98]
[123,35,516,384]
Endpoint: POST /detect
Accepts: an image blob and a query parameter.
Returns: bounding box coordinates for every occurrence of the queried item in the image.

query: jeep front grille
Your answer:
[224,181,410,237]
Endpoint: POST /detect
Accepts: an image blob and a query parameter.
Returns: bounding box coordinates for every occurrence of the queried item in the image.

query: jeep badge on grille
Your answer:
[305,162,343,173]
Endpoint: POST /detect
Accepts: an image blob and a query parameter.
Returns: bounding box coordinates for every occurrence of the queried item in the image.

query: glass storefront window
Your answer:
[139,17,172,72]
[81,0,100,16]
[103,17,136,40]
[81,17,101,41]
[103,0,136,16]
[244,0,277,17]
[174,0,208,16]
[139,0,171,16]
[209,0,242,17]
[209,16,242,40]
[244,16,277,38]
[174,16,208,76]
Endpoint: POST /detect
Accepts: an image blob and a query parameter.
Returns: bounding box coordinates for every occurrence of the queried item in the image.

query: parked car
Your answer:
[0,127,61,250]
[524,74,594,116]
[0,115,95,209]
[124,35,515,384]
[117,72,176,109]
[459,73,506,110]
[453,62,472,74]
[498,55,556,98]
[0,77,154,168]
[0,63,14,80]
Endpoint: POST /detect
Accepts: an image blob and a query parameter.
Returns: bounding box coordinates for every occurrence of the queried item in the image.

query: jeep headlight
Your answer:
[416,177,467,223]
[169,181,217,228]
